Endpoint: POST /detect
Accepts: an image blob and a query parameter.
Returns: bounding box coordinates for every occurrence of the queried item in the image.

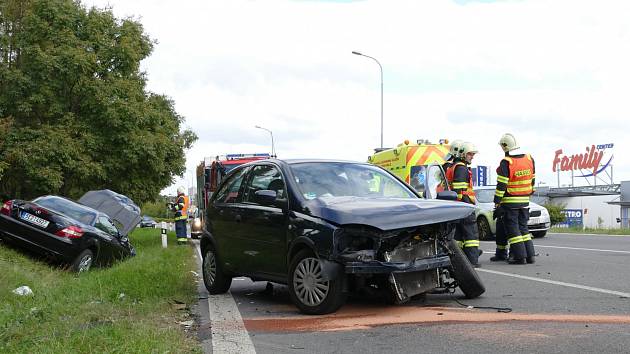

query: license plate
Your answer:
[529,217,540,224]
[19,211,50,229]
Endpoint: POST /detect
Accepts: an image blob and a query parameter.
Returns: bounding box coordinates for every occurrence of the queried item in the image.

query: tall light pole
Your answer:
[255,125,276,158]
[352,51,383,148]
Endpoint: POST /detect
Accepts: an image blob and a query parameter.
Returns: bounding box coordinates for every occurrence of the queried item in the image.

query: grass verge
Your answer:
[550,227,630,235]
[0,228,200,353]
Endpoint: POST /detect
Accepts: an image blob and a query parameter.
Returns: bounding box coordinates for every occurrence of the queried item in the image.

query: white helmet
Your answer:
[177,186,186,195]
[448,140,464,159]
[461,142,478,163]
[499,133,519,152]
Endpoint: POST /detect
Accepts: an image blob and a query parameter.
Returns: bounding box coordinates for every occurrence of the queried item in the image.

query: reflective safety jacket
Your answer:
[446,161,476,205]
[494,154,535,208]
[174,195,189,221]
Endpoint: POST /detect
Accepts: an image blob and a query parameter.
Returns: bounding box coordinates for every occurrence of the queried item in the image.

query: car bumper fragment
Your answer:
[343,255,451,274]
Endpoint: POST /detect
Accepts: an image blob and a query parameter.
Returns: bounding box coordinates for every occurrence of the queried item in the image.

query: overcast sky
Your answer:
[82,0,630,195]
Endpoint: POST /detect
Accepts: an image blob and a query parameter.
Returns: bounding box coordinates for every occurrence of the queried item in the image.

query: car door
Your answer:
[94,215,126,261]
[239,164,289,276]
[207,166,251,272]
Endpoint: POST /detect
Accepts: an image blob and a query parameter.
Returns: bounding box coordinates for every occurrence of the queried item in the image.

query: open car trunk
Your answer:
[78,190,141,236]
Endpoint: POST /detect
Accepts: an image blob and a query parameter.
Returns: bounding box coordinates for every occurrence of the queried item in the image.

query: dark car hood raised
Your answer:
[303,196,475,231]
[78,190,141,236]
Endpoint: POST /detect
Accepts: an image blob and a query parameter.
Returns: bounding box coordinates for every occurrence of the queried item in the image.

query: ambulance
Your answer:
[368,139,450,192]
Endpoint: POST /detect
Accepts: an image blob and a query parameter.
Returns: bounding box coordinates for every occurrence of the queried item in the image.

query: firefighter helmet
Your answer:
[177,186,186,195]
[448,140,464,159]
[461,142,478,163]
[499,133,519,152]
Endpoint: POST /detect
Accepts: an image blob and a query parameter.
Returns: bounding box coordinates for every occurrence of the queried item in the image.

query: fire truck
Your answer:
[192,153,270,237]
[368,139,450,192]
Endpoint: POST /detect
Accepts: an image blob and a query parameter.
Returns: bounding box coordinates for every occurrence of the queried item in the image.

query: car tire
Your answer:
[532,231,547,238]
[202,243,232,294]
[477,217,494,241]
[71,249,94,273]
[447,239,485,299]
[288,249,346,315]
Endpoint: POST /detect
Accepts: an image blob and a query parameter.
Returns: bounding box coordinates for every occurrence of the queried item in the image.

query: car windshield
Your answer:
[290,162,417,200]
[33,196,97,225]
[475,189,495,203]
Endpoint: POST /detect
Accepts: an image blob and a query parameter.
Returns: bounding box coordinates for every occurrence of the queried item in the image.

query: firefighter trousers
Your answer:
[493,214,508,259]
[503,207,535,261]
[455,213,480,265]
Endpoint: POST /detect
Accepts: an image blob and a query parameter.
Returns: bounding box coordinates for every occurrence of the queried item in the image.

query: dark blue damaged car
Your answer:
[200,159,485,315]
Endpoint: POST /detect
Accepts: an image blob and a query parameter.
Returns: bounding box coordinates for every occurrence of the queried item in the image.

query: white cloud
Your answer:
[82,0,630,194]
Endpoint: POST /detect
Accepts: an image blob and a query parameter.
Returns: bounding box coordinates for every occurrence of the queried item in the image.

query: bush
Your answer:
[544,202,567,226]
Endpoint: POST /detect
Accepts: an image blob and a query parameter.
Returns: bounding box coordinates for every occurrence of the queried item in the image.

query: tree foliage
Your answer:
[543,202,567,226]
[0,0,197,203]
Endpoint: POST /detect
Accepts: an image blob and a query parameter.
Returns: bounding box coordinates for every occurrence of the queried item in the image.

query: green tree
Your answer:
[0,0,196,203]
[543,202,567,226]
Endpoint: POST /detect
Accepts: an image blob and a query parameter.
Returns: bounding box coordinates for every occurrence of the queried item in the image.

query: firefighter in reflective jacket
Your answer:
[493,133,536,264]
[446,141,481,267]
[172,186,189,245]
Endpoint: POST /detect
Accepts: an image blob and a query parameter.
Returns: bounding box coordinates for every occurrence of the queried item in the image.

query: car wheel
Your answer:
[288,249,346,315]
[477,217,494,241]
[202,243,232,294]
[532,231,547,238]
[71,249,94,273]
[447,239,485,299]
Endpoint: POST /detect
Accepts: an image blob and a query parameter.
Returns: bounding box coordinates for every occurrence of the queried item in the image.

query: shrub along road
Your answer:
[0,228,200,353]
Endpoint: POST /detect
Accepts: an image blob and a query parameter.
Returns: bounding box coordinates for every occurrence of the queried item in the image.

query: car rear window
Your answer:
[33,196,97,225]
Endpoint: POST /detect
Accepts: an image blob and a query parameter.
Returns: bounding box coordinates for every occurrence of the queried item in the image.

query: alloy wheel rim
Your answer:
[293,257,329,307]
[79,255,92,272]
[204,251,217,285]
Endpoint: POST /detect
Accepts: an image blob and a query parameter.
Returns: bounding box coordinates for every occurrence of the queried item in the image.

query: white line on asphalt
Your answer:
[195,244,257,354]
[477,268,630,298]
[480,241,630,254]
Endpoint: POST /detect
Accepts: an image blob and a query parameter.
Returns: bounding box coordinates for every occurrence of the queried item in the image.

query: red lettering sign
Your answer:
[552,145,605,175]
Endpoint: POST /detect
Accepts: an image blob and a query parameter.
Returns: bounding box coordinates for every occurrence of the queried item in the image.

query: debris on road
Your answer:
[12,285,33,296]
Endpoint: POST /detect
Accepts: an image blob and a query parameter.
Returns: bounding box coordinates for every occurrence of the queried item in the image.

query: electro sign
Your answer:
[552,143,614,177]
[557,209,583,228]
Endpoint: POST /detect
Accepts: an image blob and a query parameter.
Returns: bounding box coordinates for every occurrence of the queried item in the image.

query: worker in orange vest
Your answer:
[446,142,481,267]
[172,186,190,245]
[493,133,536,264]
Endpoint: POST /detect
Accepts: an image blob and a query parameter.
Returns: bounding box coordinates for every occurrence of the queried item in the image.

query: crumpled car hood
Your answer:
[303,196,475,231]
[78,190,141,236]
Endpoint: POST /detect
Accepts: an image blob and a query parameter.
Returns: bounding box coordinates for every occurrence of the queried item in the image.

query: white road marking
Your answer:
[477,268,630,298]
[480,241,630,254]
[195,244,257,354]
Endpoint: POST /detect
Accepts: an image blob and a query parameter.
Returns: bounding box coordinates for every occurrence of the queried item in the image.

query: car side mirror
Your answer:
[436,191,458,201]
[254,190,278,206]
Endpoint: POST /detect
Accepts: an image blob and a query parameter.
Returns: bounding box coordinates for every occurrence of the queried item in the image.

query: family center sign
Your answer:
[552,143,614,177]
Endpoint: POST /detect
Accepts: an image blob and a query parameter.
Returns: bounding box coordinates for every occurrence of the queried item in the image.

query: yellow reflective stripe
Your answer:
[456,240,464,248]
[508,179,533,186]
[177,238,188,242]
[507,186,533,193]
[175,215,188,220]
[495,190,505,197]
[503,157,513,164]
[464,240,480,247]
[522,234,532,241]
[508,236,524,245]
[452,182,468,188]
[497,175,509,183]
[497,245,508,250]
[502,196,530,203]
[457,193,463,200]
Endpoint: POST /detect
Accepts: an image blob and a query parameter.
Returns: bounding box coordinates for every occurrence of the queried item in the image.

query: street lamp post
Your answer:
[352,51,383,149]
[255,125,276,158]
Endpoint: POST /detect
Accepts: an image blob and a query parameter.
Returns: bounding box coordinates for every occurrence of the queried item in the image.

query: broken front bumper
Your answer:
[343,255,451,274]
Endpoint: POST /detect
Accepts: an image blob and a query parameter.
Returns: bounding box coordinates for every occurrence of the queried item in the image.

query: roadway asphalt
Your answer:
[194,233,630,354]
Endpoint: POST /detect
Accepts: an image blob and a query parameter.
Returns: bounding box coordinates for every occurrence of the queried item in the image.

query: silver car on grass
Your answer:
[474,186,550,240]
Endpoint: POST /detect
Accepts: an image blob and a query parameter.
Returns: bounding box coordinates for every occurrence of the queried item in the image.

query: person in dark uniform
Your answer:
[493,133,536,264]
[446,142,481,267]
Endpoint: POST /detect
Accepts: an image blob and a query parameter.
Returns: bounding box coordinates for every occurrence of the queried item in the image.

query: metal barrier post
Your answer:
[161,221,167,248]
